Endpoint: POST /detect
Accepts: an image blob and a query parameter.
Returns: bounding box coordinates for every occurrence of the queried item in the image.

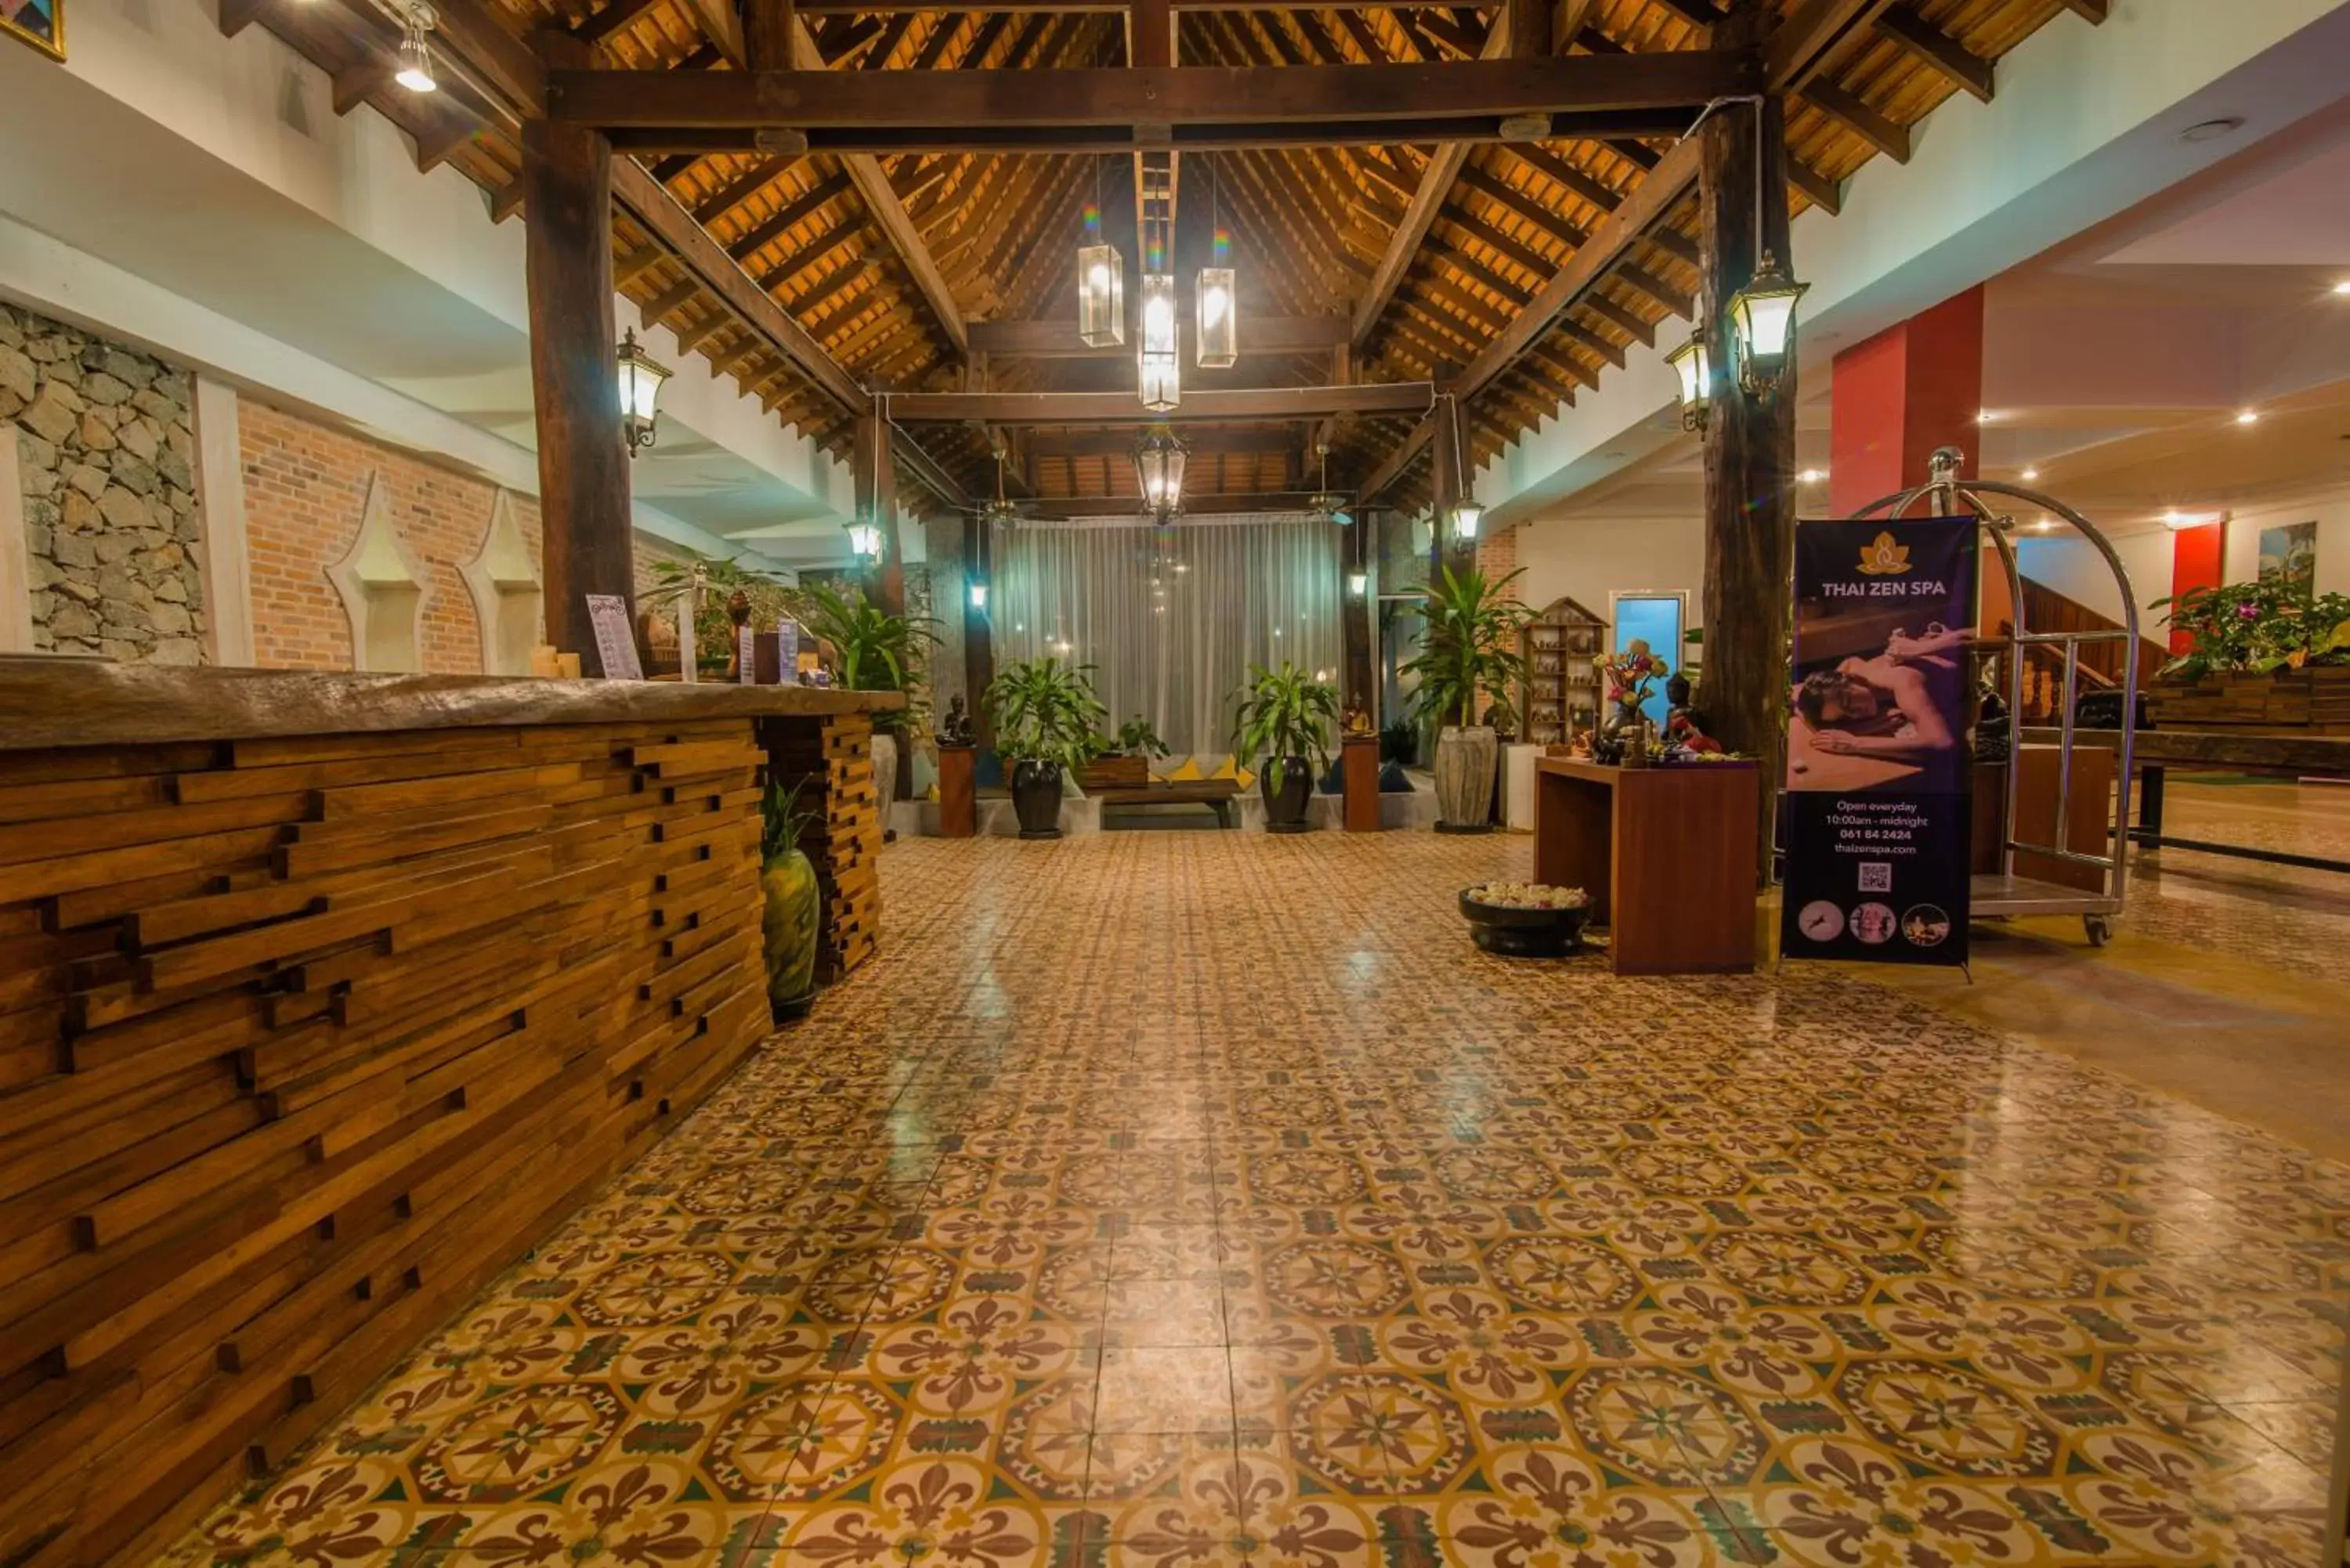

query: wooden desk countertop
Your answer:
[0,659,906,751]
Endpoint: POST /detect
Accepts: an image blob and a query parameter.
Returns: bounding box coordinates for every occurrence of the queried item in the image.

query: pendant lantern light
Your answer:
[1133,426,1188,523]
[1076,157,1124,349]
[1195,161,1238,369]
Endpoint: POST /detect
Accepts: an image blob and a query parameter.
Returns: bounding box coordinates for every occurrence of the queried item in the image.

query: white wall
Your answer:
[2222,486,2350,599]
[2013,529,2177,633]
[1512,513,1708,634]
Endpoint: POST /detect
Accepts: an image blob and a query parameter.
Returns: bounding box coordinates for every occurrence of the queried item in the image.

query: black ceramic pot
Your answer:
[1260,754,1313,834]
[1011,761,1064,840]
[1459,888,1589,958]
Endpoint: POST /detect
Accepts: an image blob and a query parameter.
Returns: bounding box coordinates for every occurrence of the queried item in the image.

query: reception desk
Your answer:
[1535,757,1759,975]
[0,662,897,1566]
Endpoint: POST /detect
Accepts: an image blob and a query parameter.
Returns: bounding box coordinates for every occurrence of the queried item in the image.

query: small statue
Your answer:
[940,694,975,746]
[725,589,753,681]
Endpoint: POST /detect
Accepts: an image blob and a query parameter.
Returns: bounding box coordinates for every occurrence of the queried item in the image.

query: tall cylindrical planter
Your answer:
[870,731,900,841]
[759,846,820,1021]
[1433,724,1498,833]
[1011,761,1064,840]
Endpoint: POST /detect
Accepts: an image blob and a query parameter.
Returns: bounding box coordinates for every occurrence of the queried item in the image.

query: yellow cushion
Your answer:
[1207,756,1238,779]
[1235,766,1256,790]
[1165,757,1203,782]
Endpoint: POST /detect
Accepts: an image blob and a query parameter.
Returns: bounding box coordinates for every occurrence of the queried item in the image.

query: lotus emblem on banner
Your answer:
[1856,532,1913,576]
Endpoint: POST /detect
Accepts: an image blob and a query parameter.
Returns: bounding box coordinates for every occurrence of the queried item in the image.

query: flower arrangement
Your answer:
[1465,882,1589,910]
[1595,641,1670,720]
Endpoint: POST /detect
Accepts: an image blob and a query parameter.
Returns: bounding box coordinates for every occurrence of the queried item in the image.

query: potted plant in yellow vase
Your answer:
[758,778,822,1020]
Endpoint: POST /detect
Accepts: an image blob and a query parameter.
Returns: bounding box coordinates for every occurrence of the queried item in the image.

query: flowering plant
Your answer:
[2155,580,2350,678]
[1466,882,1589,910]
[1594,646,1670,710]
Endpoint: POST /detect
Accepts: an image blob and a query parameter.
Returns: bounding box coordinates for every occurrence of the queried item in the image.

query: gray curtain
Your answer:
[993,512,1345,757]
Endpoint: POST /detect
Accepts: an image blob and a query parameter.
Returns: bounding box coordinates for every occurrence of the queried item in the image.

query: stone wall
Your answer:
[2,305,206,663]
[239,398,542,672]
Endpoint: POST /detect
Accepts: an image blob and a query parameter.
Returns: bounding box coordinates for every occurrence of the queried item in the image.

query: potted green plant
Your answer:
[1231,663,1340,834]
[984,658,1108,839]
[799,580,940,825]
[757,778,822,1020]
[639,554,797,677]
[1079,714,1170,790]
[1402,565,1531,833]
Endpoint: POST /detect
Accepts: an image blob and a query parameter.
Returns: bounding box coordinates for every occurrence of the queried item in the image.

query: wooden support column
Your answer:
[1340,518,1374,718]
[523,34,634,675]
[1697,56,1796,883]
[854,398,906,615]
[1428,392,1473,582]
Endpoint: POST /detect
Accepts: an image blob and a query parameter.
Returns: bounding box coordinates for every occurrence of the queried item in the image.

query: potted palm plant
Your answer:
[1232,663,1340,834]
[984,658,1108,839]
[1402,564,1531,833]
[799,580,939,826]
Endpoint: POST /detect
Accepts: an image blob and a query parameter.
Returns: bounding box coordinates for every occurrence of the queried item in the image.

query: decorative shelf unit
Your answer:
[1520,594,1606,746]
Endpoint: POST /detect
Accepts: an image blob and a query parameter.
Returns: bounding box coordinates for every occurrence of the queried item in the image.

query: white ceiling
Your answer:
[1535,99,2350,539]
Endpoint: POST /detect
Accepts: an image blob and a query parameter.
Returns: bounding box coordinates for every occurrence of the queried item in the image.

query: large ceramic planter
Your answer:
[759,847,820,1021]
[1011,761,1065,839]
[870,731,899,840]
[1433,724,1497,833]
[1260,753,1312,834]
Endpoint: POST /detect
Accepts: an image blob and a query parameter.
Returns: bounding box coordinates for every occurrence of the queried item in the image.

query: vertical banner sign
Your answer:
[1781,518,1976,966]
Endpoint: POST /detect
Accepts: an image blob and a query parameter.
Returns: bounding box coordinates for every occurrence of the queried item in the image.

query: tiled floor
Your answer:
[166,790,2349,1567]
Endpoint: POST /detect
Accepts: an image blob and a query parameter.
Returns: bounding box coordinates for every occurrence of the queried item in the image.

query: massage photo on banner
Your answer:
[1781,518,1978,967]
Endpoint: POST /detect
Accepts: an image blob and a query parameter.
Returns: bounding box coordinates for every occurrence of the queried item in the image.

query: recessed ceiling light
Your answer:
[2020,467,2040,481]
[2161,508,2223,531]
[1799,468,1826,483]
[2032,515,2057,532]
[2236,408,2260,425]
[1977,409,2001,423]
[2334,280,2350,297]
[2180,117,2245,143]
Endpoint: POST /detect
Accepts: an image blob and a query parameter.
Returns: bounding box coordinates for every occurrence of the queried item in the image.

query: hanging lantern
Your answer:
[845,521,884,561]
[1665,331,1711,433]
[1196,267,1237,370]
[1133,427,1188,522]
[1728,250,1809,396]
[1451,498,1484,543]
[615,327,671,454]
[1138,273,1180,412]
[1078,243,1124,349]
[1347,569,1368,598]
[969,580,989,610]
[394,2,437,92]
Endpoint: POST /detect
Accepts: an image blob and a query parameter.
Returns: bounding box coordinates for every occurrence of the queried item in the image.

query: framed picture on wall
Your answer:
[2258,520,2316,591]
[1,0,63,60]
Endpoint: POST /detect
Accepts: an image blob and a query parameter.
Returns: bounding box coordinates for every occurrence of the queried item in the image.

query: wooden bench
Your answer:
[1091,779,1242,828]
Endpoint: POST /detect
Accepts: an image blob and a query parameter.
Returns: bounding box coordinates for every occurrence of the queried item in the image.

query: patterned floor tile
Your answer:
[161,826,2348,1566]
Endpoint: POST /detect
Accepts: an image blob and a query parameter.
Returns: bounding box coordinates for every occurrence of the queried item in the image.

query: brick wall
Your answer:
[238,399,542,673]
[1476,522,1519,587]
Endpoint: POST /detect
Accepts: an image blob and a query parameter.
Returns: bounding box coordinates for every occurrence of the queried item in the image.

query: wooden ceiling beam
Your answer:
[1764,0,1896,92]
[968,313,1347,357]
[725,171,855,262]
[1553,316,1624,367]
[550,53,1762,138]
[2059,0,2108,20]
[1452,130,1697,399]
[692,155,800,225]
[886,382,1435,423]
[1801,78,1911,163]
[1878,6,1993,102]
[573,0,666,46]
[611,157,867,408]
[1354,404,1435,499]
[1581,291,1654,347]
[1614,262,1692,318]
[1026,428,1296,457]
[1348,1,1519,352]
[1787,157,1842,215]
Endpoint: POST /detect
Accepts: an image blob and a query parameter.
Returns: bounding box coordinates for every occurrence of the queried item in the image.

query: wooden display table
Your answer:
[1534,757,1759,975]
[1341,733,1382,833]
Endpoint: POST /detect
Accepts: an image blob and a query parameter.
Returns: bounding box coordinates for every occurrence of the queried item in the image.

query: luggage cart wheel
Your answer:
[2084,915,2111,948]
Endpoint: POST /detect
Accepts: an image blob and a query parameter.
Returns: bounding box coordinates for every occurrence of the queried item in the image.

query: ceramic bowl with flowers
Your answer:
[1459,882,1593,957]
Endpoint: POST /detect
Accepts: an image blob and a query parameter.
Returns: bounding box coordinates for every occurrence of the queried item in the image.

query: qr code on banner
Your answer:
[1857,863,1893,893]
